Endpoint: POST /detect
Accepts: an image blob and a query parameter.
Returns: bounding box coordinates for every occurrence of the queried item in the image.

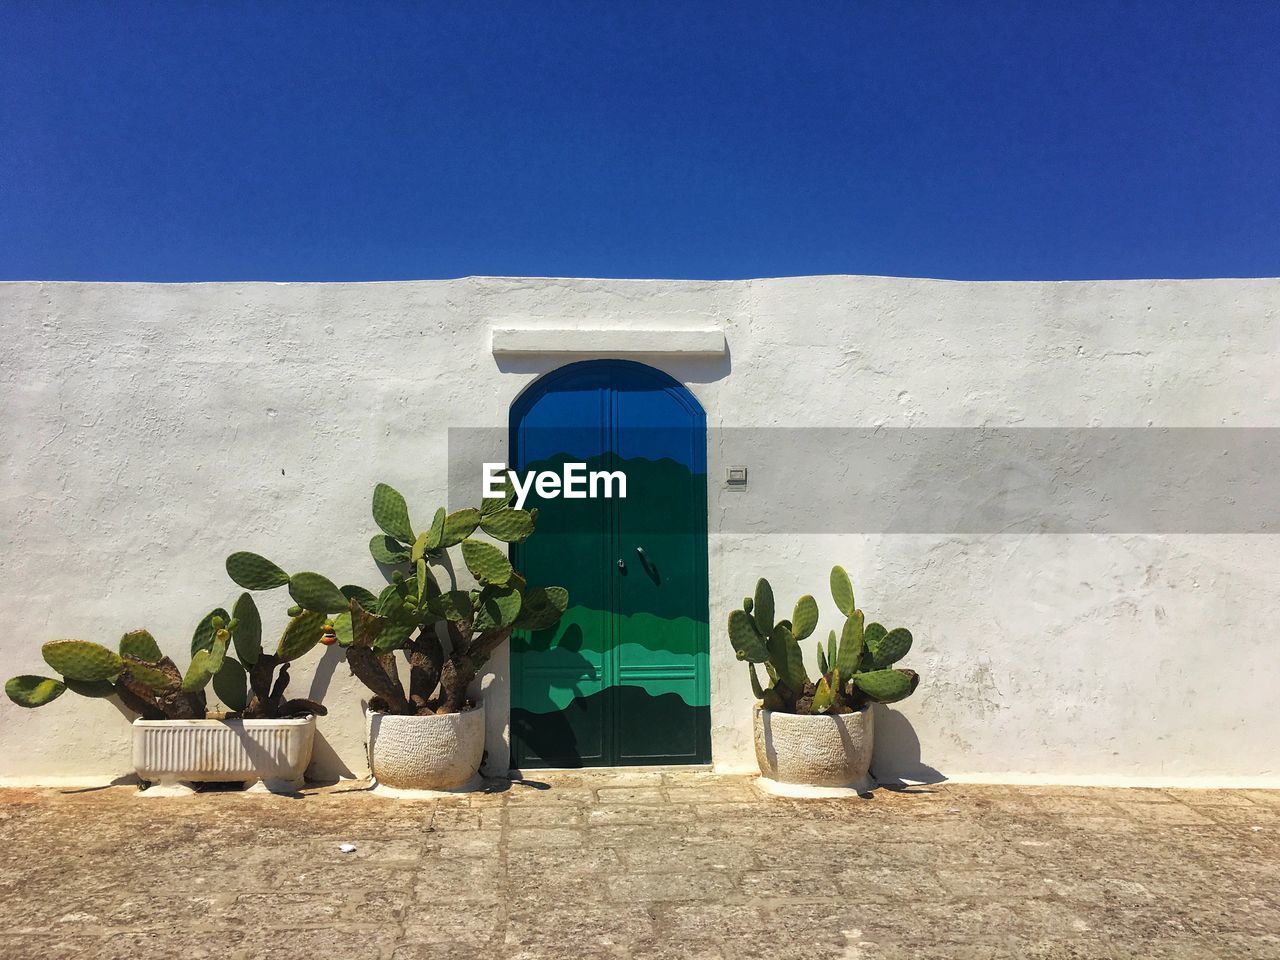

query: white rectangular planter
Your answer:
[132,716,316,795]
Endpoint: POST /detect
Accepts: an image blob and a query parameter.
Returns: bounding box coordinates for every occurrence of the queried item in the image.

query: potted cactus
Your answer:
[4,595,327,794]
[729,566,920,794]
[226,481,567,792]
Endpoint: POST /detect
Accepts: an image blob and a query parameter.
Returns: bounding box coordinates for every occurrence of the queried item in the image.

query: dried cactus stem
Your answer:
[406,635,444,707]
[347,646,409,714]
[112,680,166,720]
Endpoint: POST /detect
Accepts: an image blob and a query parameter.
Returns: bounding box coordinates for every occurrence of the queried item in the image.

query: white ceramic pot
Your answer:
[753,704,874,796]
[132,716,316,796]
[366,702,486,792]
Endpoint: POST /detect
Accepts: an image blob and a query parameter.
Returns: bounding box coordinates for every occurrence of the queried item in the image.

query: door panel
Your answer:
[510,360,709,768]
[612,366,710,764]
[509,367,612,767]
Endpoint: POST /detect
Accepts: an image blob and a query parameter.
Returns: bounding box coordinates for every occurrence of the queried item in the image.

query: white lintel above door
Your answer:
[491,327,725,357]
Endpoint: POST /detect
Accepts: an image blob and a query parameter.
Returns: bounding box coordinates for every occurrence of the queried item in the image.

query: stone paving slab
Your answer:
[0,772,1277,959]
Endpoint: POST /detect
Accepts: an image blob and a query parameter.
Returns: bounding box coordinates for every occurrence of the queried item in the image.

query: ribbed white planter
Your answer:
[366,702,486,794]
[753,704,875,797]
[132,716,316,796]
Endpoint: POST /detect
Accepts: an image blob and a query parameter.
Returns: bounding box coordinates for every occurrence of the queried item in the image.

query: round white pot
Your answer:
[366,702,486,792]
[753,704,875,796]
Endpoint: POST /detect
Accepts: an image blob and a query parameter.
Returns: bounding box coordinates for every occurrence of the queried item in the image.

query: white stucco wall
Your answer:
[1,276,1277,786]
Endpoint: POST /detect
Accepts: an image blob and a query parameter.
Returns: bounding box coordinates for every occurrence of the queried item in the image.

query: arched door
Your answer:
[509,360,710,767]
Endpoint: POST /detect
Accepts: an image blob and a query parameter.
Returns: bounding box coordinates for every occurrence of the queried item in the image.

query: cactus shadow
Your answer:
[871,706,946,787]
[59,774,140,793]
[306,643,344,703]
[307,731,357,783]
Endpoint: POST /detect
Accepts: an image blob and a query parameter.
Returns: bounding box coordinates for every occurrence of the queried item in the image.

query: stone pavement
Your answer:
[0,771,1277,959]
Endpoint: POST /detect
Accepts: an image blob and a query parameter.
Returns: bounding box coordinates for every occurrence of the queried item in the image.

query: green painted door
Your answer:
[510,360,710,768]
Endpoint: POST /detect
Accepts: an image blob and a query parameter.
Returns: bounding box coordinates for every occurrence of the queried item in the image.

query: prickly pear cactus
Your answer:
[276,611,327,662]
[372,483,414,543]
[226,551,291,590]
[227,483,567,719]
[42,640,124,683]
[461,538,514,585]
[478,508,535,544]
[729,566,921,716]
[287,572,348,615]
[119,630,162,663]
[5,675,66,708]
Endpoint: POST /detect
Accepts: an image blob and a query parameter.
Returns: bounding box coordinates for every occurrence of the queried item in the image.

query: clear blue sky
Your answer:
[1,2,1277,281]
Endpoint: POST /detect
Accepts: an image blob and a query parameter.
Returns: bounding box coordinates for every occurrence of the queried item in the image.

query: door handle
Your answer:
[635,547,648,561]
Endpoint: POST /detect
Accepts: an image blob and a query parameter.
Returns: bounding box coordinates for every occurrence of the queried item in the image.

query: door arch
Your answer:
[509,360,710,767]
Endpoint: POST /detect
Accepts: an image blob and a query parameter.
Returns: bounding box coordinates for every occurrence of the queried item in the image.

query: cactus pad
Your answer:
[5,675,67,707]
[207,631,229,674]
[512,586,567,632]
[440,508,482,548]
[461,538,513,585]
[119,629,162,663]
[372,483,414,543]
[276,611,327,661]
[371,534,411,565]
[853,668,919,703]
[213,657,248,713]
[752,579,775,635]
[767,624,808,692]
[373,621,413,655]
[475,585,522,631]
[122,655,175,692]
[830,566,855,617]
[834,610,865,677]
[861,622,887,659]
[340,584,378,608]
[288,572,349,615]
[349,600,391,649]
[866,626,912,668]
[42,640,124,682]
[181,649,216,692]
[727,609,768,663]
[811,672,838,713]
[230,592,262,665]
[225,552,291,590]
[429,590,474,622]
[791,595,818,641]
[481,474,516,514]
[421,507,446,552]
[331,610,354,647]
[479,508,535,543]
[191,608,231,656]
[414,559,438,605]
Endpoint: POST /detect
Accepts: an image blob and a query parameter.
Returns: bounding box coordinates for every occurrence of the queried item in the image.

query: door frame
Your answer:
[508,359,711,767]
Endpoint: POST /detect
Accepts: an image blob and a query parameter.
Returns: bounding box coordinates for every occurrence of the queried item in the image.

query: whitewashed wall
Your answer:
[1,276,1277,786]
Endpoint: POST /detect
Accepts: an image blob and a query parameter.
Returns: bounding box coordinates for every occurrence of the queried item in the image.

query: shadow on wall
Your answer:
[306,732,356,783]
[306,643,344,705]
[871,705,946,786]
[306,645,358,782]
